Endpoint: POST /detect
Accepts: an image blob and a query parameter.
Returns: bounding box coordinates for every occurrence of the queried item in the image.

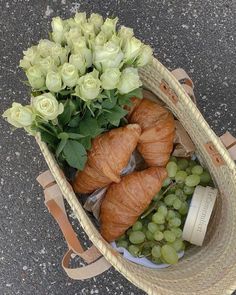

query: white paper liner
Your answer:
[111,241,185,269]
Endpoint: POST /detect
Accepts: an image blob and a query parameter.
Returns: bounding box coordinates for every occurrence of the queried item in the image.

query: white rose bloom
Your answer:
[117,67,142,94]
[74,12,87,25]
[136,44,153,67]
[26,65,45,89]
[38,39,55,57]
[51,44,69,65]
[19,58,31,70]
[3,103,34,128]
[89,13,103,34]
[124,36,143,62]
[32,93,64,121]
[94,31,107,46]
[65,27,82,47]
[38,56,57,75]
[100,68,121,90]
[69,53,86,75]
[20,46,39,69]
[51,16,66,44]
[71,37,87,53]
[65,17,77,28]
[118,26,134,48]
[75,69,101,101]
[101,17,118,39]
[46,71,63,92]
[61,63,79,88]
[81,22,95,39]
[93,40,124,71]
[80,47,93,68]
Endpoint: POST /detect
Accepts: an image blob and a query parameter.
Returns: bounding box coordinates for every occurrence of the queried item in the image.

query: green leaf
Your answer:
[118,87,143,106]
[104,105,128,127]
[79,113,103,138]
[59,89,74,96]
[67,133,85,140]
[56,138,68,157]
[39,129,59,147]
[58,100,76,125]
[78,136,92,150]
[102,96,117,109]
[63,140,87,170]
[68,113,82,127]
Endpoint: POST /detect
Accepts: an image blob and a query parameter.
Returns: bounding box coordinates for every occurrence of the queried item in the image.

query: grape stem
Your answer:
[141,181,176,219]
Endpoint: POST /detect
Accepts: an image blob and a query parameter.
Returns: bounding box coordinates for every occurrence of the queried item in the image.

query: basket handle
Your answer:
[171,68,236,161]
[36,171,111,280]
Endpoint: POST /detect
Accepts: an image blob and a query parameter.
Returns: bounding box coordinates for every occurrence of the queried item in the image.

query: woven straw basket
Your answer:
[36,57,236,295]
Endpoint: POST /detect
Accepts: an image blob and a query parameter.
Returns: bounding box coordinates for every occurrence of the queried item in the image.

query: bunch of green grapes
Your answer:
[115,157,213,265]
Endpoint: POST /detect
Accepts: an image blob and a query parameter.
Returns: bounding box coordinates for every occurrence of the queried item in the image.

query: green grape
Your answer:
[132,221,143,231]
[179,193,188,201]
[169,217,181,228]
[151,257,162,264]
[164,230,176,242]
[129,231,145,244]
[162,177,172,187]
[167,209,176,220]
[175,212,182,219]
[173,198,182,210]
[200,171,212,185]
[117,234,126,241]
[126,229,133,236]
[169,156,177,163]
[185,174,200,187]
[148,222,159,233]
[141,247,152,256]
[158,205,168,217]
[171,228,183,238]
[146,230,154,241]
[186,167,192,175]
[164,194,176,206]
[178,182,185,189]
[151,245,161,258]
[170,239,185,252]
[183,185,195,195]
[154,231,164,241]
[152,212,165,224]
[166,161,178,177]
[175,188,184,197]
[159,224,165,231]
[177,158,189,170]
[161,245,178,264]
[117,240,129,249]
[128,245,140,257]
[188,160,196,167]
[191,165,204,175]
[175,171,188,183]
[179,201,189,215]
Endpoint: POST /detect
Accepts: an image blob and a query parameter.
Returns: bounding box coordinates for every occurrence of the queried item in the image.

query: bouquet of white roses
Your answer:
[3,12,153,170]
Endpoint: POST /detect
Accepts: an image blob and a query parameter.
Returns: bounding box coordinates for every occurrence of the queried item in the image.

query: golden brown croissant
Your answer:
[128,97,175,167]
[100,167,167,242]
[73,124,141,194]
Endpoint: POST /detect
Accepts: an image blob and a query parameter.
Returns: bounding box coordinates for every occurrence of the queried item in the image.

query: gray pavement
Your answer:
[0,0,235,294]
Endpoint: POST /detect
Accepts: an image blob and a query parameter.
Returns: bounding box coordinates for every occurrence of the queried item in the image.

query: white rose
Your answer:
[74,12,87,26]
[51,16,66,44]
[65,27,82,47]
[32,93,64,121]
[100,68,121,90]
[38,39,55,57]
[51,44,69,66]
[136,44,153,67]
[2,103,34,128]
[69,53,86,75]
[94,31,107,46]
[118,26,134,48]
[117,67,142,94]
[75,69,101,101]
[61,63,79,88]
[38,56,57,75]
[93,40,124,71]
[101,17,118,39]
[65,17,77,28]
[124,36,143,63]
[46,71,63,92]
[71,37,87,53]
[19,46,39,69]
[89,13,103,34]
[26,65,45,89]
[81,22,95,39]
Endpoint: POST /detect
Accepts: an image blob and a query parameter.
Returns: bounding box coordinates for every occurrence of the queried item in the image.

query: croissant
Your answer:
[73,124,141,194]
[128,97,175,167]
[100,167,167,242]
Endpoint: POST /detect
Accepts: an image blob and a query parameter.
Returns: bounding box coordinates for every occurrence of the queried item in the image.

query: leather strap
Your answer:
[36,170,111,280]
[171,68,197,104]
[220,131,236,161]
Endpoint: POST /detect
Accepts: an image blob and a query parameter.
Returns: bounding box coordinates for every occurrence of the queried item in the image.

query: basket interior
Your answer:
[37,58,236,294]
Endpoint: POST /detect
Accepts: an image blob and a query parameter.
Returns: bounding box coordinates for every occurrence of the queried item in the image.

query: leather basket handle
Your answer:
[36,170,111,280]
